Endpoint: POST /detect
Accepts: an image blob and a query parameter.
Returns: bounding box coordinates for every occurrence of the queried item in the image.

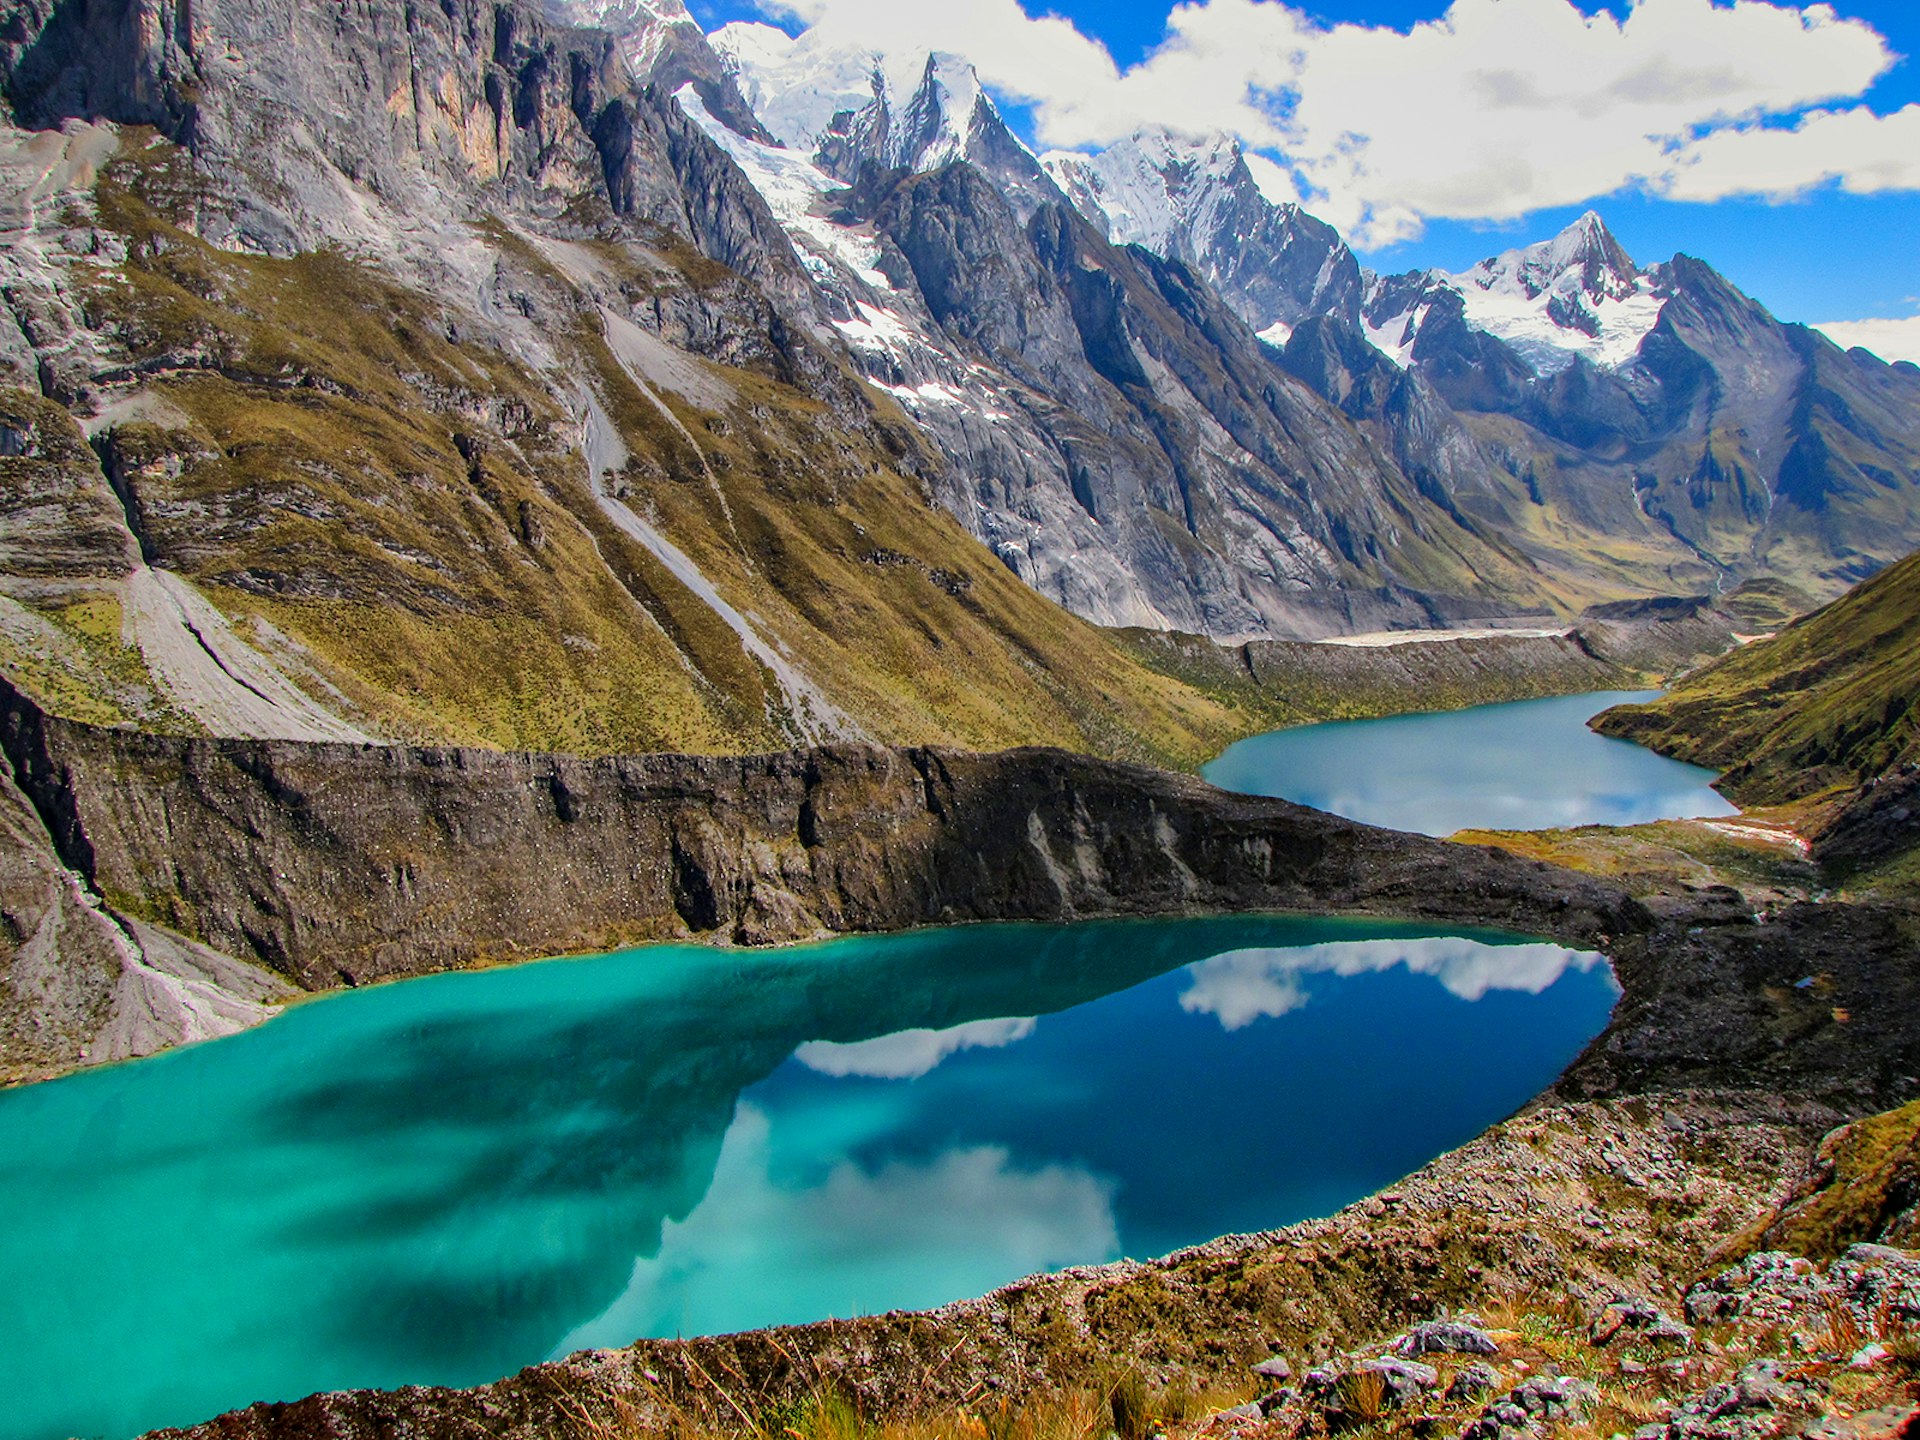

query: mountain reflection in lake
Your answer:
[0,917,1616,1440]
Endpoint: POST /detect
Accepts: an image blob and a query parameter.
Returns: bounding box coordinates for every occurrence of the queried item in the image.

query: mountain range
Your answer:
[0,0,1917,762]
[711,22,1920,622]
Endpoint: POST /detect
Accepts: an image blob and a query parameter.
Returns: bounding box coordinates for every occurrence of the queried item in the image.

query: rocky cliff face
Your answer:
[0,705,290,1085]
[0,676,1639,1004]
[835,161,1542,638]
[1044,129,1363,341]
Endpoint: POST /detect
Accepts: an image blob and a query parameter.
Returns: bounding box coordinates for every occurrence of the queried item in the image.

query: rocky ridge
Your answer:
[1029,124,1920,609]
[0,668,1645,1076]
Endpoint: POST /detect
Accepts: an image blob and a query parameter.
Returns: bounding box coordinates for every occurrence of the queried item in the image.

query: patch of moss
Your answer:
[1748,1101,1920,1260]
[1451,816,1820,900]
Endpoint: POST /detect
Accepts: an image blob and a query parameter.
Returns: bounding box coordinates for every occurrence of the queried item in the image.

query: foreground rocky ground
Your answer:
[140,882,1920,1439]
[143,1091,1920,1440]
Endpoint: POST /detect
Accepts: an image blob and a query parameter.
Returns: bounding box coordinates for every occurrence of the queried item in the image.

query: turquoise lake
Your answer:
[1203,689,1739,835]
[0,915,1617,1440]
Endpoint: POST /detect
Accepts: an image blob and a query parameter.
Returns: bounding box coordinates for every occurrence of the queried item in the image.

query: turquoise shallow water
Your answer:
[1202,689,1739,836]
[0,916,1617,1440]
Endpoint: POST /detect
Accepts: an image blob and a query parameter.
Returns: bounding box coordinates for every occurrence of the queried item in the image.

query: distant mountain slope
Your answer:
[1042,125,1920,612]
[1595,547,1920,806]
[0,0,1302,765]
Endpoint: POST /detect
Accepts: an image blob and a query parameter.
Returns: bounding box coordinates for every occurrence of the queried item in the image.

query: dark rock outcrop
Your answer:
[0,676,1642,995]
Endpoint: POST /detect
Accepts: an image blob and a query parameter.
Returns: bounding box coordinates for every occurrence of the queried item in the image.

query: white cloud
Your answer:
[1277,0,1898,240]
[1661,103,1920,202]
[758,0,1121,119]
[793,1016,1037,1079]
[1814,314,1920,364]
[754,0,1908,246]
[1178,937,1609,1030]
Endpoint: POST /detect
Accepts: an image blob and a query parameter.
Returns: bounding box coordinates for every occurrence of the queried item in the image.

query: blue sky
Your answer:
[687,0,1920,345]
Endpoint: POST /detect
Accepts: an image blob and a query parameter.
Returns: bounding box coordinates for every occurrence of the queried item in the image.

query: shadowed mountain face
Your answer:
[835,162,1542,639]
[1026,127,1920,610]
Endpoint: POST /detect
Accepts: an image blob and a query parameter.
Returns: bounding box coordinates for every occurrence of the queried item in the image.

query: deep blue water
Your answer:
[0,916,1615,1440]
[1202,689,1738,835]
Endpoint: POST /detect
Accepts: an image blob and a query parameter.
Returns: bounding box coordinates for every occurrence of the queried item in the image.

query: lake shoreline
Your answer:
[4,675,1917,1439]
[1201,690,1738,837]
[0,674,1644,1087]
[144,891,1920,1440]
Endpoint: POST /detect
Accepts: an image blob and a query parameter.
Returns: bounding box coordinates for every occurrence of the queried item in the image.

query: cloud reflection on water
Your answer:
[1180,938,1610,1031]
[793,1016,1039,1079]
[557,1103,1118,1351]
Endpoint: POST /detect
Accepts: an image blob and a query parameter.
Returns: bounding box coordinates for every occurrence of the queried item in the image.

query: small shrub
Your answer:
[1819,1295,1866,1357]
[1880,1316,1920,1374]
[1335,1369,1390,1423]
[787,1390,872,1440]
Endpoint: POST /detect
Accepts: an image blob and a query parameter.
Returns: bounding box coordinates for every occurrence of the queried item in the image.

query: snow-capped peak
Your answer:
[1364,211,1672,375]
[1448,211,1667,370]
[711,22,881,154]
[1040,126,1363,334]
[714,26,1016,180]
[891,52,988,171]
[544,0,698,68]
[1462,210,1642,307]
[1042,127,1254,254]
[544,0,693,25]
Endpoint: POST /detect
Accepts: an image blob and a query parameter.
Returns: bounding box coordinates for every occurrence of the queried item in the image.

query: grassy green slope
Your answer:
[1,133,1300,770]
[1595,547,1920,805]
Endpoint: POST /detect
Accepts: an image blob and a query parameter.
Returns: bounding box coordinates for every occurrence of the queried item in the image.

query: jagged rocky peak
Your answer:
[889,52,987,171]
[1043,127,1362,337]
[543,0,696,55]
[1462,209,1647,307]
[709,25,1056,218]
[550,0,773,140]
[1364,210,1672,375]
[1042,125,1247,253]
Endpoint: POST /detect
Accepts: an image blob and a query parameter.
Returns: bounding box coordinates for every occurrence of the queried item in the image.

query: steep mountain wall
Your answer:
[0,678,1642,1000]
